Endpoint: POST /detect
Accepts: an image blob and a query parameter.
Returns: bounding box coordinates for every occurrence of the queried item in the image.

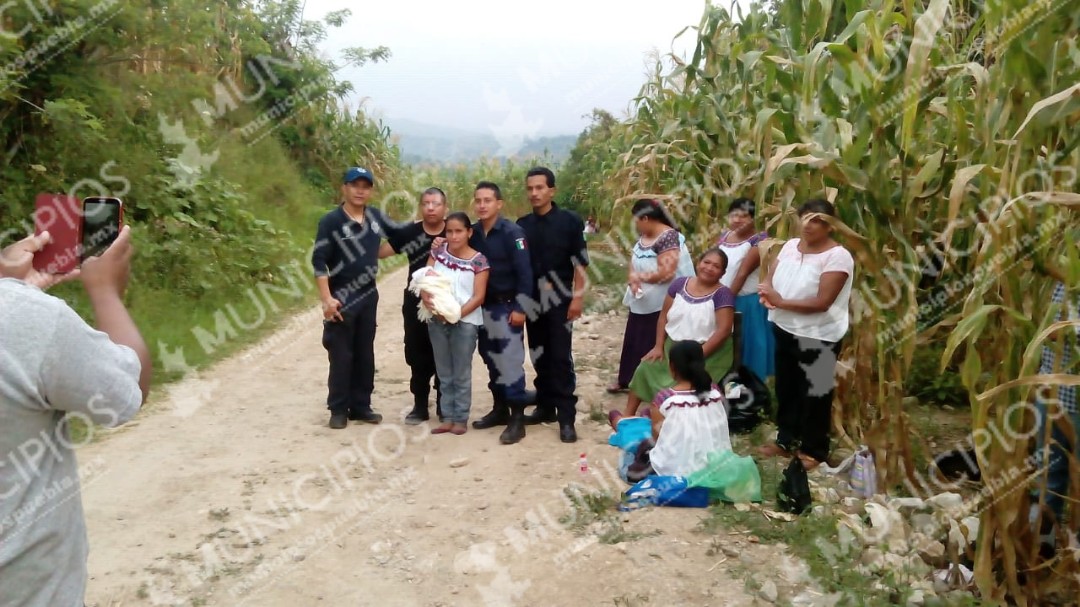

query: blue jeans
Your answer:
[428,320,479,424]
[1033,396,1080,523]
[477,302,528,404]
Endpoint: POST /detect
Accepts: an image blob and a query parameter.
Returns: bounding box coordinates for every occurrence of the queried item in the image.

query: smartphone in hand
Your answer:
[32,193,82,274]
[81,196,123,259]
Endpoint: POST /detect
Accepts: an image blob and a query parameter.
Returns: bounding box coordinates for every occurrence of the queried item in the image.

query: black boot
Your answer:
[500,405,526,444]
[404,404,429,425]
[522,406,557,425]
[472,398,509,429]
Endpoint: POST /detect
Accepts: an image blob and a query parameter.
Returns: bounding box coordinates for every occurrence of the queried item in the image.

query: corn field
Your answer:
[576,0,1080,602]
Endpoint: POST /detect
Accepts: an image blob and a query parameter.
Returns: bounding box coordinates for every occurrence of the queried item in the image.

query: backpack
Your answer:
[777,457,812,515]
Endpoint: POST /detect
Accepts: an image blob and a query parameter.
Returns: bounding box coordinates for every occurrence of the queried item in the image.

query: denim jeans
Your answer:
[1033,396,1080,523]
[428,320,479,424]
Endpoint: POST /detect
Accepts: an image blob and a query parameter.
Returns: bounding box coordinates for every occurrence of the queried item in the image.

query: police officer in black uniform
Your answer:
[468,181,536,444]
[381,187,447,424]
[515,167,589,443]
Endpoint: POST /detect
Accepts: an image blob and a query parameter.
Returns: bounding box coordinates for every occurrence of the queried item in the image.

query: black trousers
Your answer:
[773,324,842,463]
[526,302,578,425]
[402,291,441,412]
[322,292,378,414]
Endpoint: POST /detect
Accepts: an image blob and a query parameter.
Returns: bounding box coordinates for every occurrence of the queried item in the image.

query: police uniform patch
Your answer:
[515,238,527,250]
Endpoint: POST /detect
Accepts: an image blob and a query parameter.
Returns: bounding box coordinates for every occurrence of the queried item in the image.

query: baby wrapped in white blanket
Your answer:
[408,267,462,324]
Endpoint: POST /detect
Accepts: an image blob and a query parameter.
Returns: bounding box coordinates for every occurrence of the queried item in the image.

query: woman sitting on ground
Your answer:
[611,247,735,426]
[644,340,732,478]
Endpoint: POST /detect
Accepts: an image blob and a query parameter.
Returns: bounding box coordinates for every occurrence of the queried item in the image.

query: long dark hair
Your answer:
[631,198,676,228]
[445,211,472,230]
[668,340,713,400]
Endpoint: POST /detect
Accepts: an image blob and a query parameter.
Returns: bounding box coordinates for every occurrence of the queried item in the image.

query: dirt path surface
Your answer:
[80,267,776,607]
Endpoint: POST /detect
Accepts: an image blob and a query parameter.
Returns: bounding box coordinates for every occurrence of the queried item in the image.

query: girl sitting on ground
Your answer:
[419,211,489,435]
[625,340,733,481]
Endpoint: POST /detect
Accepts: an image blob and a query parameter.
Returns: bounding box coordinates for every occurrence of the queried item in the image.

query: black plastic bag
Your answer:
[777,457,812,515]
[720,312,772,434]
[722,365,772,434]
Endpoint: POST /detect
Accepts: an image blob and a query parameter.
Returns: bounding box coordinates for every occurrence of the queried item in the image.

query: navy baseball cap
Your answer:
[343,167,375,185]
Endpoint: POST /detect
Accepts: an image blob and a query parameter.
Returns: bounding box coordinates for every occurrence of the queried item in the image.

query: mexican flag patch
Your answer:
[515,238,527,250]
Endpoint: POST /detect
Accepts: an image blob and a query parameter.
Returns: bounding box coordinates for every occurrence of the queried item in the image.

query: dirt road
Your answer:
[80,267,768,607]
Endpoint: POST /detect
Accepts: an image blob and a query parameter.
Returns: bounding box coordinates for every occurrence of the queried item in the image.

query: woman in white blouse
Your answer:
[757,199,854,471]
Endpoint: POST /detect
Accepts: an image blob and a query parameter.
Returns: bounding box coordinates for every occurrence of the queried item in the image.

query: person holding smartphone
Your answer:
[0,226,151,607]
[312,167,406,430]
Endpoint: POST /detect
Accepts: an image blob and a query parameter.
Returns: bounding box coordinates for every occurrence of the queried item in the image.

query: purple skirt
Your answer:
[616,311,662,388]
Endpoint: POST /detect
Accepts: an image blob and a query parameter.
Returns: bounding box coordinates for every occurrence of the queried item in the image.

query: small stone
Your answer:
[722,546,739,558]
[907,589,925,606]
[477,503,489,511]
[449,457,469,468]
[902,396,919,407]
[758,580,778,603]
[926,492,963,512]
[747,535,759,544]
[734,502,751,512]
[292,553,306,562]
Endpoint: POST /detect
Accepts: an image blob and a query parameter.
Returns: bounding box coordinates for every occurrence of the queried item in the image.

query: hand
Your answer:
[0,231,81,290]
[567,296,584,321]
[628,272,642,295]
[81,225,133,299]
[641,347,663,362]
[420,290,435,310]
[757,283,782,308]
[322,296,344,322]
[509,310,526,328]
[431,236,446,250]
[760,296,777,310]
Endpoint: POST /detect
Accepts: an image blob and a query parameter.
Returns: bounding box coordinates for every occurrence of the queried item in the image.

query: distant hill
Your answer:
[386,118,577,165]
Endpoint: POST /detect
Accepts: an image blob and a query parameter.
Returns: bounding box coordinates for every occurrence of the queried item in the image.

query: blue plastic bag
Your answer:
[608,417,652,453]
[623,475,710,508]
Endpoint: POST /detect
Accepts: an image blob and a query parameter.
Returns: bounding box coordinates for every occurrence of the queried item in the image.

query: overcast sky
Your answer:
[307,0,729,137]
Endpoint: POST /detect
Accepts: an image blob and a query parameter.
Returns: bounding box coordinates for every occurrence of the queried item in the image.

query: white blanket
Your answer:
[408,268,462,324]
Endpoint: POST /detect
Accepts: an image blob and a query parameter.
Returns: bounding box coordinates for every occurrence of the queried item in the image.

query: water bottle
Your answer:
[578,453,589,476]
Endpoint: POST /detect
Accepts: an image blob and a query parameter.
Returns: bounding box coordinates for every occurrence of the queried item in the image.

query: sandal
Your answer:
[757,443,792,458]
[431,422,454,435]
[451,423,467,435]
[606,382,629,394]
[797,452,821,471]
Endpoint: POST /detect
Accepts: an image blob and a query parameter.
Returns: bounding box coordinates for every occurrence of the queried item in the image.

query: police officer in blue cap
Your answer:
[312,166,405,429]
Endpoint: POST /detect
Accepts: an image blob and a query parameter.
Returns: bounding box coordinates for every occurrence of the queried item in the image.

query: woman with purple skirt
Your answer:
[608,199,685,393]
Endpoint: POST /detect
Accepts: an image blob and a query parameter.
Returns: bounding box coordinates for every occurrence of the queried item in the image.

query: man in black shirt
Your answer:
[516,167,589,443]
[468,181,536,444]
[382,187,447,424]
[312,167,405,429]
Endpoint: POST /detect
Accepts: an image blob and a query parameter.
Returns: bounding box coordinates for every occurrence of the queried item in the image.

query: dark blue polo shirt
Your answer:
[469,215,533,313]
[517,203,590,307]
[311,205,402,312]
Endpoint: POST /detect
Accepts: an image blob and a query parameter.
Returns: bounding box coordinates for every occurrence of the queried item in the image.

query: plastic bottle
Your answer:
[578,453,589,476]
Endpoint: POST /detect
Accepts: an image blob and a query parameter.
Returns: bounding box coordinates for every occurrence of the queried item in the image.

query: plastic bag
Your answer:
[624,475,710,508]
[721,365,772,434]
[687,450,763,503]
[608,417,653,453]
[777,457,812,515]
[849,447,877,498]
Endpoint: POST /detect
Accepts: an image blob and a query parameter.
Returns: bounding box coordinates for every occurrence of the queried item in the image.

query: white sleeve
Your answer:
[823,247,854,275]
[39,304,142,428]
